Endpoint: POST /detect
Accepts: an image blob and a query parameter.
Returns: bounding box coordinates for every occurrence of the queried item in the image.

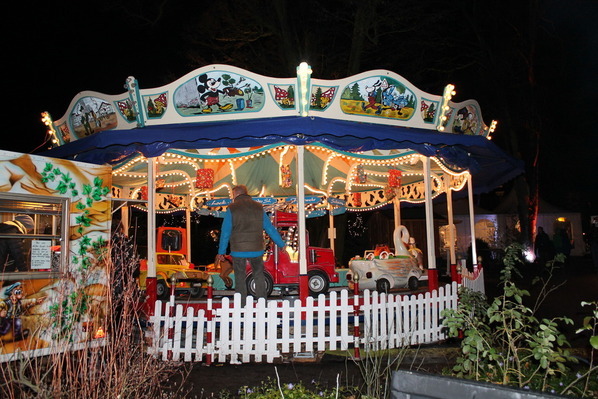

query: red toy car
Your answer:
[245,211,339,297]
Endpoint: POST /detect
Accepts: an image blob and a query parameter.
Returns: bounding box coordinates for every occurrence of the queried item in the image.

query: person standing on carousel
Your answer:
[216,185,285,305]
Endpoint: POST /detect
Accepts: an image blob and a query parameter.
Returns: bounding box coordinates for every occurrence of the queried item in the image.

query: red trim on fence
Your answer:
[353,278,361,360]
[427,269,439,291]
[450,263,460,283]
[206,279,214,365]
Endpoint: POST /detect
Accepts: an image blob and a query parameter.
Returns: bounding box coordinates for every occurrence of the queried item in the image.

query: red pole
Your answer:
[353,274,361,360]
[450,263,459,283]
[427,268,439,291]
[299,272,308,322]
[167,276,176,360]
[299,274,309,306]
[206,275,214,365]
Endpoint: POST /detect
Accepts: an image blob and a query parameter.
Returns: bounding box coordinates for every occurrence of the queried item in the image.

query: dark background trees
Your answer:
[6,0,597,243]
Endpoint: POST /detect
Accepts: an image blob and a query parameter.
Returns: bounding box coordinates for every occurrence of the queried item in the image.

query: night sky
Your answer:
[4,0,598,222]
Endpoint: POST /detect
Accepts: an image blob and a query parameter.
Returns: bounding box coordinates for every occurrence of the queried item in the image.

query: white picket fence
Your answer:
[147,282,460,363]
[461,267,485,294]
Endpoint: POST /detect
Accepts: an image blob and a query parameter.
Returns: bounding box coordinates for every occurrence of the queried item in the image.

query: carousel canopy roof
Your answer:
[43,116,520,192]
[41,64,523,209]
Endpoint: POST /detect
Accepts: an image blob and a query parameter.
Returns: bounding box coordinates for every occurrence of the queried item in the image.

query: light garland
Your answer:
[321,152,337,185]
[228,159,237,186]
[192,183,233,198]
[304,184,327,196]
[437,84,456,132]
[487,120,498,140]
[113,142,468,207]
[41,112,59,146]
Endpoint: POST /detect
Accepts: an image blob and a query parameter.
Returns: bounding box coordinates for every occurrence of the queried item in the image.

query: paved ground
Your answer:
[182,255,598,397]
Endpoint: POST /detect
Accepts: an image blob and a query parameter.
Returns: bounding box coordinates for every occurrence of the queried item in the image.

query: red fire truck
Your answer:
[245,211,339,297]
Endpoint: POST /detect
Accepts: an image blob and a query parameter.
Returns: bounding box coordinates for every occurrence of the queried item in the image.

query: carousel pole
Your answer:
[186,206,192,261]
[393,196,401,229]
[467,173,478,272]
[120,193,130,236]
[145,157,158,315]
[328,204,335,254]
[297,145,309,304]
[296,62,311,304]
[446,181,459,282]
[423,157,439,291]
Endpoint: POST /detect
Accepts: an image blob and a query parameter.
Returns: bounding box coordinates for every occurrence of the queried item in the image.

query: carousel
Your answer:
[41,63,523,305]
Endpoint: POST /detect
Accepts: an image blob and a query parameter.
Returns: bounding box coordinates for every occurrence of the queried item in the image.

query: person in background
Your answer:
[552,228,572,258]
[534,226,555,267]
[216,185,285,305]
[0,215,35,273]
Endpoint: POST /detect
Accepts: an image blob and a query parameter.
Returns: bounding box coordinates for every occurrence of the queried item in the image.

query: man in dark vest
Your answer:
[217,185,285,305]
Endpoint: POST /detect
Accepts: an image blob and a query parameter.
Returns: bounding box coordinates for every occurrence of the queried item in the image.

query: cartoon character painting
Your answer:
[362,80,382,113]
[0,282,44,342]
[380,84,408,115]
[453,106,480,135]
[196,74,235,113]
[342,76,415,120]
[310,86,336,111]
[420,100,438,123]
[146,93,168,118]
[272,85,296,109]
[70,97,118,138]
[175,71,264,116]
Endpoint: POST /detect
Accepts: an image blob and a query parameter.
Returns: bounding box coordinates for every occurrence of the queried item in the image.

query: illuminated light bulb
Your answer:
[94,326,105,339]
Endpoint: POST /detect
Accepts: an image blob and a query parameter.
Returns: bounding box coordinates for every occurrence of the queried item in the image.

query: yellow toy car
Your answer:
[139,253,208,299]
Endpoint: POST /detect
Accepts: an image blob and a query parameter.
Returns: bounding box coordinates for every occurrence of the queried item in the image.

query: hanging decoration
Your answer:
[388,169,402,187]
[355,164,367,184]
[167,195,182,207]
[352,192,362,207]
[280,164,292,188]
[156,178,166,189]
[196,168,214,189]
[384,185,397,201]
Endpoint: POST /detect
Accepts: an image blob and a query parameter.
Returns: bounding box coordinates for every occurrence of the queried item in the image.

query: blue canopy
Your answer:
[43,116,522,194]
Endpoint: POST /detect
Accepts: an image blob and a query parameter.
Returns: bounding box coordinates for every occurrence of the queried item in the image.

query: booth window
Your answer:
[0,193,68,280]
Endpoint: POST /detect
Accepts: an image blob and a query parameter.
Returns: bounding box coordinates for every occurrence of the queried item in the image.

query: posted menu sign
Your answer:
[30,240,52,270]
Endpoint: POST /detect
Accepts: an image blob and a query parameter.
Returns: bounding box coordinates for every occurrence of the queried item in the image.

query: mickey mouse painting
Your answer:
[196,74,234,113]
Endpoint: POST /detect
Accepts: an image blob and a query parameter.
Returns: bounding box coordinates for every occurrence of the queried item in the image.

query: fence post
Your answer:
[353,273,361,360]
[450,263,459,283]
[206,275,214,366]
[167,275,176,360]
[475,255,482,278]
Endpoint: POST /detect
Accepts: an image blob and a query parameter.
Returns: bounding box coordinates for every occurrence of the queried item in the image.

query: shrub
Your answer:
[0,231,191,398]
[441,243,598,396]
